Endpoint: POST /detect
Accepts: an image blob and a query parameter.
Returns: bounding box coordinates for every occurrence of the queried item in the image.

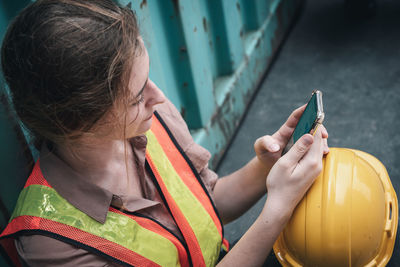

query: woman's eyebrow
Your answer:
[135,77,148,97]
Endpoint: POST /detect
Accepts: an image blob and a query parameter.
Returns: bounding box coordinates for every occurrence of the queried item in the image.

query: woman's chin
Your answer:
[142,116,153,130]
[128,117,153,137]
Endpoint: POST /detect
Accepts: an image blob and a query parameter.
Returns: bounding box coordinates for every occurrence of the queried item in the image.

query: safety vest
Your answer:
[0,111,229,267]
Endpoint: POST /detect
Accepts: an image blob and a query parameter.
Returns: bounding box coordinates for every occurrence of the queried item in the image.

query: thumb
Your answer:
[284,134,314,165]
[254,135,280,154]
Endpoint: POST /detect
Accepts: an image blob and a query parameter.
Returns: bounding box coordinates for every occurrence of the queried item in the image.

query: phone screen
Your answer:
[292,92,318,143]
[282,92,320,155]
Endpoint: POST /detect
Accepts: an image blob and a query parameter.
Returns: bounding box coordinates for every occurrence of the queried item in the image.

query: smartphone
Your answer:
[282,90,324,155]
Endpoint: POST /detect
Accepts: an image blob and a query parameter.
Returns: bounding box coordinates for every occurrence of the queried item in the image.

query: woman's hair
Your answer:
[1,0,141,149]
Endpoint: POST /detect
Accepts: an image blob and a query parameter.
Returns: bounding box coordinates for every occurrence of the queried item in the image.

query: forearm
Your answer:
[217,198,290,267]
[214,157,270,224]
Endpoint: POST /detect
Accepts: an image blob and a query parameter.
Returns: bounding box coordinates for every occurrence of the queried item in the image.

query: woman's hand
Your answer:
[216,110,328,267]
[254,104,329,171]
[214,105,329,224]
[217,128,326,266]
[264,126,325,218]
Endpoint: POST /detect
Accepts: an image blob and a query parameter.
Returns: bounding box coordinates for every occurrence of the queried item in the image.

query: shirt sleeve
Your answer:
[15,235,121,267]
[155,99,219,197]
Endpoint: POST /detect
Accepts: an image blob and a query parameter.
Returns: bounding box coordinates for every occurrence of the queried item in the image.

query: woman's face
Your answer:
[99,41,166,140]
[123,44,166,138]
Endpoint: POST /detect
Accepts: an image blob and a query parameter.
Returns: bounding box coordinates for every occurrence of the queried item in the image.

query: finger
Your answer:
[274,104,307,141]
[320,124,328,139]
[307,126,324,156]
[280,104,307,131]
[296,127,324,174]
[255,135,280,153]
[323,137,329,154]
[319,125,329,154]
[283,133,314,166]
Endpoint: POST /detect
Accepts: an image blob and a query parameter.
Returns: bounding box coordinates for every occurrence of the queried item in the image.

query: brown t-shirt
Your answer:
[15,99,218,267]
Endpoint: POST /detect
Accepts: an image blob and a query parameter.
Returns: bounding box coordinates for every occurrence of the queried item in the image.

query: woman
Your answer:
[0,0,329,266]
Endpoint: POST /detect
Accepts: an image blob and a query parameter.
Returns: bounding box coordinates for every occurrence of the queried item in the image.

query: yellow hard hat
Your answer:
[273,148,398,267]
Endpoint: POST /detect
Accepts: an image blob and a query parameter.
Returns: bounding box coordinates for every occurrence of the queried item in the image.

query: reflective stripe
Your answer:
[222,239,230,252]
[150,116,223,237]
[110,208,189,267]
[8,184,184,267]
[23,159,50,188]
[146,154,204,266]
[2,216,160,267]
[146,129,222,266]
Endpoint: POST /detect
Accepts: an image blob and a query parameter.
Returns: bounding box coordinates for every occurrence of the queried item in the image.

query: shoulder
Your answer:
[155,99,218,192]
[15,234,120,267]
[155,99,211,171]
[155,98,189,133]
[154,99,193,150]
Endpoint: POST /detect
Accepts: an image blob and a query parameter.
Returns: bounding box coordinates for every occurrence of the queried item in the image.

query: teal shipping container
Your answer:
[0,0,302,265]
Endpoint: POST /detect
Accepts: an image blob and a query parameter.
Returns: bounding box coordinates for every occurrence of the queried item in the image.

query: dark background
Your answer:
[217,0,400,265]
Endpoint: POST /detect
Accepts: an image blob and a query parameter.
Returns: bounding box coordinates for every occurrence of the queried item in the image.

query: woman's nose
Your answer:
[145,79,166,107]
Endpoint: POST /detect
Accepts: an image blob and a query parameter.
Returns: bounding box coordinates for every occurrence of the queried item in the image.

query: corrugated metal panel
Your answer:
[126,0,302,167]
[0,0,301,263]
[0,3,34,266]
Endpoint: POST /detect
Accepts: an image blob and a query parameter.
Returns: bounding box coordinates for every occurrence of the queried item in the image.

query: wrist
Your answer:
[261,196,293,225]
[253,156,271,176]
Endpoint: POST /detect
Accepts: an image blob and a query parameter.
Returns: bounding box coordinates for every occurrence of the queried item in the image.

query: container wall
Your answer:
[0,0,302,263]
[0,2,34,265]
[126,0,303,167]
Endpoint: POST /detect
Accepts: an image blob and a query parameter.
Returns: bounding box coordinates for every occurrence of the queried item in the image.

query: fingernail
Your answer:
[269,143,280,152]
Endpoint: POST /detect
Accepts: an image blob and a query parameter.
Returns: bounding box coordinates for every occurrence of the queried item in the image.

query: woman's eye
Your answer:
[132,94,144,106]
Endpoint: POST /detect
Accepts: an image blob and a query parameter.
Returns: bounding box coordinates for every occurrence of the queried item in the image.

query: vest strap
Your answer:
[145,112,226,266]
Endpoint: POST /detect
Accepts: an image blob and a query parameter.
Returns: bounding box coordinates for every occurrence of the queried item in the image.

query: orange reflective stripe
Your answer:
[222,238,230,251]
[146,153,205,266]
[2,215,161,267]
[150,115,223,238]
[23,160,51,188]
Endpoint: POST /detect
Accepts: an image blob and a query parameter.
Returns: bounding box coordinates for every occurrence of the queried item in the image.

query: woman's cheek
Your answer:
[127,105,141,123]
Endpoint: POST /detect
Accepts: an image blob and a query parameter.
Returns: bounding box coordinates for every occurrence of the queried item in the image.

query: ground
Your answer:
[217,0,400,265]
